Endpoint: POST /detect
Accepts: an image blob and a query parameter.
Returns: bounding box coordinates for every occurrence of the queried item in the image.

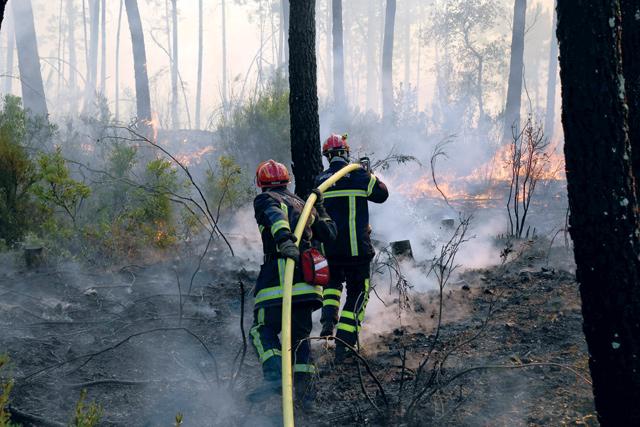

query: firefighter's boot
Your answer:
[294,373,316,412]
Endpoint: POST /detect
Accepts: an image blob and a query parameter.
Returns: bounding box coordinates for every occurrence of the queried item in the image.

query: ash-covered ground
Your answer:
[0,203,595,426]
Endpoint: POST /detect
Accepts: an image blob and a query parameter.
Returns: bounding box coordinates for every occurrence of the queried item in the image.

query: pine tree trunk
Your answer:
[171,0,179,129]
[115,0,123,121]
[4,12,14,95]
[365,0,377,113]
[100,0,106,95]
[283,0,289,67]
[12,0,48,118]
[544,0,558,141]
[289,0,322,199]
[621,0,640,203]
[195,0,203,129]
[382,0,396,121]
[84,0,99,112]
[556,0,640,424]
[403,0,411,86]
[0,1,7,30]
[332,0,345,109]
[503,0,526,142]
[124,0,151,123]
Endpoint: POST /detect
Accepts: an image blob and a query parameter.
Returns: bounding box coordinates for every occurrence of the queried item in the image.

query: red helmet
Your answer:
[256,159,290,188]
[322,133,350,157]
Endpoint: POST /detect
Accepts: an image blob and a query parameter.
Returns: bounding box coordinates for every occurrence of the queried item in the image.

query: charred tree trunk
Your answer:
[621,0,640,203]
[545,1,559,141]
[124,0,151,123]
[4,12,14,95]
[84,0,99,112]
[12,0,48,118]
[66,0,77,93]
[115,0,123,121]
[283,0,290,67]
[332,0,345,110]
[503,0,527,142]
[382,0,396,122]
[289,0,322,198]
[171,0,179,128]
[195,0,203,129]
[557,0,640,424]
[0,1,7,30]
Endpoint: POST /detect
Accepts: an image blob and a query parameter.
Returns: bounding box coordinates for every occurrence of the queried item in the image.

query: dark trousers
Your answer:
[250,303,315,381]
[320,262,371,354]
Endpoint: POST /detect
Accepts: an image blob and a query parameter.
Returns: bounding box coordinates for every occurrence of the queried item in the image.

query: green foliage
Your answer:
[0,355,18,427]
[0,97,38,244]
[205,156,253,216]
[31,147,91,226]
[174,413,184,426]
[219,75,291,168]
[70,389,102,427]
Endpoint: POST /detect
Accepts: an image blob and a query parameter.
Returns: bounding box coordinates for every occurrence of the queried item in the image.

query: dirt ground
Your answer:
[0,238,596,426]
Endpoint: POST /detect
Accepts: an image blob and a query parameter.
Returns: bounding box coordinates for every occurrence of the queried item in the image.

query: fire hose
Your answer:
[281,162,362,427]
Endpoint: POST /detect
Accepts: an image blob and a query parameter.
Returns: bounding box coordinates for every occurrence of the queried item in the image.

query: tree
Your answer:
[100,0,107,94]
[365,0,379,113]
[0,1,7,30]
[195,0,203,129]
[115,0,124,121]
[124,0,152,123]
[382,0,396,121]
[503,0,526,142]
[84,0,99,112]
[544,0,558,140]
[621,0,640,203]
[3,10,14,95]
[332,0,345,110]
[171,0,179,128]
[221,0,229,113]
[556,0,640,424]
[66,0,78,99]
[289,0,322,198]
[12,0,48,118]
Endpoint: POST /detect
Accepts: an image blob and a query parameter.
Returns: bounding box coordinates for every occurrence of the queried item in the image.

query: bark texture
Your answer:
[288,0,322,198]
[332,0,345,109]
[12,0,48,117]
[503,0,527,142]
[621,0,640,203]
[382,0,396,121]
[557,0,640,424]
[124,0,152,122]
[545,0,558,140]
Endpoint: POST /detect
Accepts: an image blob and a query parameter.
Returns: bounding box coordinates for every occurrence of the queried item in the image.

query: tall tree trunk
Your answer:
[557,0,640,424]
[124,0,151,123]
[283,0,289,67]
[545,0,559,141]
[195,0,203,129]
[289,0,322,198]
[12,0,48,117]
[382,0,396,121]
[503,0,527,142]
[0,1,7,30]
[100,0,106,94]
[221,0,228,112]
[621,0,640,203]
[332,0,345,109]
[171,0,179,128]
[365,0,377,112]
[84,0,99,112]
[4,11,14,94]
[115,0,123,121]
[403,0,411,86]
[66,0,77,113]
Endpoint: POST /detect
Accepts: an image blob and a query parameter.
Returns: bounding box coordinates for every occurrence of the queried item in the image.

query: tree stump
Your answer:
[24,246,44,269]
[390,240,413,260]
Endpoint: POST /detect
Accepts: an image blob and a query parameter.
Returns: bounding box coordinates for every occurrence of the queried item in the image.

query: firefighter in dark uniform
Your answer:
[250,159,337,405]
[315,134,389,361]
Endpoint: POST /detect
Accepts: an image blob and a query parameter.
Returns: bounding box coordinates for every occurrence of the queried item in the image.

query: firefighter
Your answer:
[315,134,389,362]
[249,159,337,406]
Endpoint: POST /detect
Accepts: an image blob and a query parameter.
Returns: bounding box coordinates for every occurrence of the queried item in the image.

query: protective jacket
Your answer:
[315,158,389,261]
[253,187,336,310]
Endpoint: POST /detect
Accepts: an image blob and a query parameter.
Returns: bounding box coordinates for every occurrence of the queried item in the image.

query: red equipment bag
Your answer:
[301,248,330,287]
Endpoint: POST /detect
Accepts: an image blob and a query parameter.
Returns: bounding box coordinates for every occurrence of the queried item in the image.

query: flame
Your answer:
[175,146,215,166]
[148,111,160,142]
[401,143,566,202]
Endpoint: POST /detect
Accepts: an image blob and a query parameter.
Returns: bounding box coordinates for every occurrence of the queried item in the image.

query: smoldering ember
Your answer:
[0,0,639,426]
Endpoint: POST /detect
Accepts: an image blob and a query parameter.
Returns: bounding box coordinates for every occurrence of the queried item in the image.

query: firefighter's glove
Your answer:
[277,239,300,261]
[311,188,330,219]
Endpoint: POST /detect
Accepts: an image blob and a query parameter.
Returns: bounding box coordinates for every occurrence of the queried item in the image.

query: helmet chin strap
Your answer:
[328,151,349,162]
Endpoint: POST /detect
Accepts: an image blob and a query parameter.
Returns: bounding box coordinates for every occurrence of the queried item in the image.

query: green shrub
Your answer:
[205,155,253,216]
[70,389,102,427]
[0,354,18,427]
